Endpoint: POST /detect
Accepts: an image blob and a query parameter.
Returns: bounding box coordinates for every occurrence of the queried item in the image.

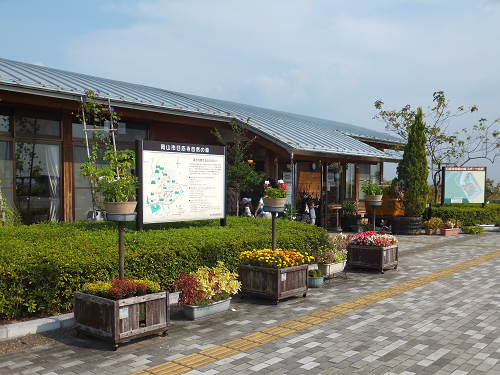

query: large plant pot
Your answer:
[318,261,346,277]
[238,264,308,302]
[183,299,231,320]
[262,197,287,207]
[346,244,398,274]
[391,216,422,235]
[340,216,355,232]
[308,276,324,288]
[74,291,169,350]
[104,201,137,214]
[440,228,459,236]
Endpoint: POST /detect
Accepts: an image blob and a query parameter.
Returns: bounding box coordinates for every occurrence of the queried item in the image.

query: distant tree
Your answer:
[486,178,500,202]
[375,91,500,203]
[212,119,263,216]
[392,107,429,217]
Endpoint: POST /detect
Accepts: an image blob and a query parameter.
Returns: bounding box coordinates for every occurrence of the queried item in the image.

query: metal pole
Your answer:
[118,221,125,280]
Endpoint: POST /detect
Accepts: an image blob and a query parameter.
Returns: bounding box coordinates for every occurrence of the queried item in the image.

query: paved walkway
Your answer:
[2,231,500,375]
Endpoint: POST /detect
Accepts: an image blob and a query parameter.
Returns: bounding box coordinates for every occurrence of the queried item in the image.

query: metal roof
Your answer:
[0,58,404,162]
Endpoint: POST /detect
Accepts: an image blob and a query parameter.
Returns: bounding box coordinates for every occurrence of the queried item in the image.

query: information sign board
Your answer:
[442,166,486,204]
[136,140,226,226]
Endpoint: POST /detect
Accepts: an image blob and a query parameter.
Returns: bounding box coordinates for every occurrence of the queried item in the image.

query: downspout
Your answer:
[290,152,294,219]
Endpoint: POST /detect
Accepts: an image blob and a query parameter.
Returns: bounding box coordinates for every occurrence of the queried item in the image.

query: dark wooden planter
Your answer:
[74,291,170,350]
[347,244,398,274]
[238,264,308,302]
[391,216,422,235]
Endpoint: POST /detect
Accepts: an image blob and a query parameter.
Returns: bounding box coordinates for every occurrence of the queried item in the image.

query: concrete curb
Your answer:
[0,291,180,342]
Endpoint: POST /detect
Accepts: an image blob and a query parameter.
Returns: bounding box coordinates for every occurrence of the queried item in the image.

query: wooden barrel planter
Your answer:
[74,291,170,350]
[391,216,422,235]
[238,264,308,302]
[346,244,398,274]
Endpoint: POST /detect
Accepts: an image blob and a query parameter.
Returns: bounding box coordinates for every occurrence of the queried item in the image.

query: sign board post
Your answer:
[441,166,486,205]
[136,140,226,230]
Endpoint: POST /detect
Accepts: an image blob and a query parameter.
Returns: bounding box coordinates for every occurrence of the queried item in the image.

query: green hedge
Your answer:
[0,217,330,319]
[427,203,500,226]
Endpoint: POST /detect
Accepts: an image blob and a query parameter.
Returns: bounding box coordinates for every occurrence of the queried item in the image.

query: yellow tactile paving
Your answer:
[261,326,296,337]
[172,353,214,368]
[221,338,261,351]
[131,247,500,375]
[197,345,241,360]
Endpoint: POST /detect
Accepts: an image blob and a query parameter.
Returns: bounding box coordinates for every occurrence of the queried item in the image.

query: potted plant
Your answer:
[361,180,384,202]
[239,248,314,302]
[390,107,430,235]
[74,278,169,350]
[315,238,350,277]
[308,269,324,288]
[173,261,241,320]
[441,219,460,236]
[340,200,358,231]
[422,217,443,235]
[262,179,288,207]
[78,89,139,215]
[346,231,398,273]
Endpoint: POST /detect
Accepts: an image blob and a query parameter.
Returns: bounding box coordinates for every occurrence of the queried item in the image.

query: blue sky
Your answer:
[2,0,500,182]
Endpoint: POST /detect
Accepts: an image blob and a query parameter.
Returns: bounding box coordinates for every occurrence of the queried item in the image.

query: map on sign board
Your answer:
[139,141,226,224]
[443,167,485,204]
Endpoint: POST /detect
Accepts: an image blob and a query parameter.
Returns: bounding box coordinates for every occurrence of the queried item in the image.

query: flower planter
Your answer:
[183,299,231,320]
[74,291,169,350]
[262,197,287,207]
[346,244,398,274]
[424,228,438,235]
[391,216,422,235]
[238,264,308,302]
[308,276,324,288]
[440,228,459,236]
[104,201,137,214]
[318,261,346,277]
[364,194,383,202]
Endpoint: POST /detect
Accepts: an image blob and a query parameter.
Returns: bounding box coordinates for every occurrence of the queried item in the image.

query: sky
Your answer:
[1,0,500,182]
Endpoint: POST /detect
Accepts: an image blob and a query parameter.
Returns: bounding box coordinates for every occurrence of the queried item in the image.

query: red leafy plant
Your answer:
[82,278,160,300]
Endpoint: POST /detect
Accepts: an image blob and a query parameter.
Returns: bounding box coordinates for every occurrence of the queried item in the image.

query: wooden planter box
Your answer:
[440,228,459,236]
[74,291,169,350]
[346,244,398,274]
[238,264,308,302]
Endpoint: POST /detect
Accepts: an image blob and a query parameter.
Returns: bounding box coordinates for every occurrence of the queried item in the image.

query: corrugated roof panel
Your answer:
[0,57,402,161]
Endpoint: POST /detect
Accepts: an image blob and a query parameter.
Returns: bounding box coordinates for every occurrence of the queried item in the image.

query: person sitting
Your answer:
[241,198,253,217]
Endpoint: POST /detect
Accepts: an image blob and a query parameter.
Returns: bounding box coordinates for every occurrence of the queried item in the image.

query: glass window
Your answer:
[0,106,12,133]
[15,109,61,138]
[359,163,381,199]
[73,121,148,142]
[346,163,356,199]
[15,142,60,224]
[0,140,14,208]
[74,146,106,221]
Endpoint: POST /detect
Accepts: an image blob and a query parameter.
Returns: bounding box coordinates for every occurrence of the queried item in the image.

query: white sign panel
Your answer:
[138,141,226,224]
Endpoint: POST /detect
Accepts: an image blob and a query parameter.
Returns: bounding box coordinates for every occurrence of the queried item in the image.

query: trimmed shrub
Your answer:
[0,217,330,319]
[428,204,500,226]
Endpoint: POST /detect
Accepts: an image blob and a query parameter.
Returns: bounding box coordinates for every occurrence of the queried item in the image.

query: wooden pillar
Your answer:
[62,111,73,222]
[264,148,275,180]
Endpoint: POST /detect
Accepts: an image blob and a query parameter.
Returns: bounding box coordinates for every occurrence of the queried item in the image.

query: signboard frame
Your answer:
[136,140,226,230]
[441,166,486,204]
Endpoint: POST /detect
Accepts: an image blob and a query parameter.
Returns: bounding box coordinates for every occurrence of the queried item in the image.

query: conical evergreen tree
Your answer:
[395,107,429,217]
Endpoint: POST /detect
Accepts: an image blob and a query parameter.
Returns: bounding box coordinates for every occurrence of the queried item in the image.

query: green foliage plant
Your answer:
[422,217,443,230]
[360,180,383,195]
[468,226,484,234]
[341,200,357,217]
[78,89,138,205]
[308,269,323,278]
[173,261,241,306]
[314,245,347,264]
[393,107,430,217]
[211,119,263,216]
